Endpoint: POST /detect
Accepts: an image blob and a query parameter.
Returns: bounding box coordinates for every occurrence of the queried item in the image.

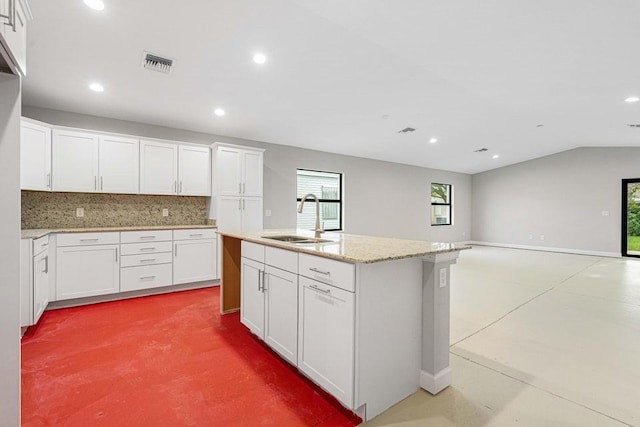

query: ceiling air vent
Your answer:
[142,52,173,74]
[628,124,640,128]
[474,148,489,153]
[398,127,416,134]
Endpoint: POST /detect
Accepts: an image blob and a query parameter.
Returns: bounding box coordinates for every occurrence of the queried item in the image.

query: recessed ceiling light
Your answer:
[214,108,226,117]
[625,96,640,103]
[83,0,105,11]
[89,82,104,92]
[429,137,438,144]
[492,154,500,159]
[253,53,267,64]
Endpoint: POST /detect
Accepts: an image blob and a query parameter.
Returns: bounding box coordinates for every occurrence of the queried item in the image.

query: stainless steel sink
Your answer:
[262,235,333,244]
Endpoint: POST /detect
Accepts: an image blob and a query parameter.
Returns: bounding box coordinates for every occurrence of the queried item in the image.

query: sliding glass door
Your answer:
[622,179,640,257]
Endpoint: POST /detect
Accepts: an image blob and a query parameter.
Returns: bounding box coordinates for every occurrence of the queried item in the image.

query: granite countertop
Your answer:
[22,224,218,240]
[217,229,471,264]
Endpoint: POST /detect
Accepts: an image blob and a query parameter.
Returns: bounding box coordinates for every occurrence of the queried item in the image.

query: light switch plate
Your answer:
[265,210,272,217]
[76,208,84,218]
[162,208,169,217]
[601,210,610,217]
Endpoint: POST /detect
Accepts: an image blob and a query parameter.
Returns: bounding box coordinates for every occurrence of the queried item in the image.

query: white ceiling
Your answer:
[22,0,640,174]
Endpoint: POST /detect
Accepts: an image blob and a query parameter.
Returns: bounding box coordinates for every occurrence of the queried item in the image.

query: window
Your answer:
[431,183,452,226]
[296,169,342,231]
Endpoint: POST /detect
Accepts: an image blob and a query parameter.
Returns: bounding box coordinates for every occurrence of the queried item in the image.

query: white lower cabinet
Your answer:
[20,236,50,327]
[121,264,173,292]
[56,244,120,300]
[298,276,355,408]
[240,243,299,365]
[33,250,50,322]
[173,235,218,285]
[264,265,298,365]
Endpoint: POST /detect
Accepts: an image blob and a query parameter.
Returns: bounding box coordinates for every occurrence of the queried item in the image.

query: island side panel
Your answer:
[221,236,241,313]
[355,258,423,421]
[420,251,460,394]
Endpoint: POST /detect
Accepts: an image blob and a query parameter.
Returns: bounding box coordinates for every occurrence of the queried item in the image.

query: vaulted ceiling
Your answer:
[22,0,640,173]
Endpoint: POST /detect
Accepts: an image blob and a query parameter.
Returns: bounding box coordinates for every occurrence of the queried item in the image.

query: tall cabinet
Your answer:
[210,143,264,231]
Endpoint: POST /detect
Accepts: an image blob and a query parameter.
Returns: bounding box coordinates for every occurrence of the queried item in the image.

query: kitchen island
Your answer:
[217,229,470,421]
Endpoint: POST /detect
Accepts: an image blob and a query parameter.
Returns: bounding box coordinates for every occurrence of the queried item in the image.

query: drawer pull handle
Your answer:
[310,284,331,294]
[140,259,156,263]
[140,236,156,240]
[310,267,331,276]
[41,243,49,247]
[140,276,156,280]
[80,238,99,242]
[190,233,203,237]
[140,247,156,251]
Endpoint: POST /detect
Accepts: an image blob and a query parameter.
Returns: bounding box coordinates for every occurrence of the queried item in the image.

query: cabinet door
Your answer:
[99,135,139,194]
[217,196,242,231]
[216,146,242,196]
[298,277,355,408]
[20,239,33,327]
[33,251,49,323]
[0,0,28,75]
[20,120,51,191]
[173,239,217,284]
[178,145,211,196]
[242,150,263,197]
[242,197,263,231]
[264,266,298,365]
[56,245,120,300]
[52,130,100,192]
[240,257,265,338]
[140,140,178,195]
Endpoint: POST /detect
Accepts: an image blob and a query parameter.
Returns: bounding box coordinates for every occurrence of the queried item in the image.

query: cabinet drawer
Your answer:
[242,241,265,263]
[120,230,172,243]
[120,264,173,292]
[120,241,173,255]
[33,235,50,256]
[57,232,120,247]
[298,253,355,292]
[173,228,217,240]
[120,252,172,268]
[265,246,298,273]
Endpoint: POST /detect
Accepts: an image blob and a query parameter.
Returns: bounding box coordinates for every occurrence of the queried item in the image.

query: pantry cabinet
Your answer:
[20,119,51,191]
[214,144,263,197]
[217,196,263,232]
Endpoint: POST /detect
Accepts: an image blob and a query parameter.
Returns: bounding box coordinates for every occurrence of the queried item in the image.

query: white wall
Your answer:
[472,147,640,256]
[23,106,472,243]
[0,72,22,426]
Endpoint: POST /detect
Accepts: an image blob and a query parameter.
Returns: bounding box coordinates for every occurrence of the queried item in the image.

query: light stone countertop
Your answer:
[217,229,471,264]
[21,224,217,240]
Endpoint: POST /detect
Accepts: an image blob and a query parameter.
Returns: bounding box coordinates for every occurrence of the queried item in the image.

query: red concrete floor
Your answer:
[21,287,361,426]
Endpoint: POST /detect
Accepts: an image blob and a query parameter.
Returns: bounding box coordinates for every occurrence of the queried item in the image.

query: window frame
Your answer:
[430,183,453,226]
[296,168,343,232]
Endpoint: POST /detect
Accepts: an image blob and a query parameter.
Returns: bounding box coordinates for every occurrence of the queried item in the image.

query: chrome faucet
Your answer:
[297,193,324,235]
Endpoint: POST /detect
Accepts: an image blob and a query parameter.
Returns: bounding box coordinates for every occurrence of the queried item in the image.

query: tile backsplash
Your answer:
[21,191,212,229]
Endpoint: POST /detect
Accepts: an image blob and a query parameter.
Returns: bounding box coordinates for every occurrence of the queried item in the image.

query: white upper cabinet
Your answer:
[20,119,51,191]
[214,144,264,197]
[99,135,139,194]
[178,144,211,196]
[242,150,263,197]
[0,0,31,76]
[52,129,100,193]
[140,140,178,195]
[216,146,242,196]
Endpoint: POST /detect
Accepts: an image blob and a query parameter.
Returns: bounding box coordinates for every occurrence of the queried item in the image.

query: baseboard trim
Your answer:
[47,279,220,310]
[420,367,452,395]
[469,241,621,258]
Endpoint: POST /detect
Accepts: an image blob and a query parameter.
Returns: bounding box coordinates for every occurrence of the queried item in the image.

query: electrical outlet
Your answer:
[265,210,272,217]
[528,234,533,240]
[162,208,169,217]
[439,268,447,288]
[601,210,610,217]
[462,231,466,237]
[76,208,84,218]
[540,235,545,241]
